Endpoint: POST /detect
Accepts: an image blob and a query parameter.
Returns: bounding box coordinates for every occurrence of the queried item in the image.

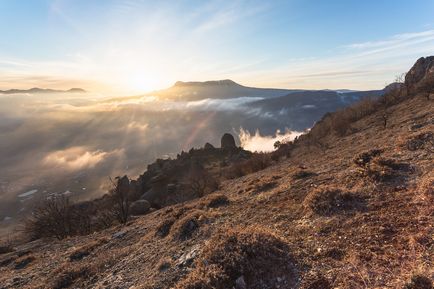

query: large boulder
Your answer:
[221,133,236,149]
[129,199,151,215]
[405,56,434,93]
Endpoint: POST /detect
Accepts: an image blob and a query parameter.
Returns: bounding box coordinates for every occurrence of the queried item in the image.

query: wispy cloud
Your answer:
[232,29,434,90]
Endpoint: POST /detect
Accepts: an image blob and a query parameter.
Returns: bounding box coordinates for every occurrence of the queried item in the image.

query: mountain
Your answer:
[0,87,86,94]
[0,56,432,288]
[247,89,384,130]
[150,79,384,104]
[149,79,300,101]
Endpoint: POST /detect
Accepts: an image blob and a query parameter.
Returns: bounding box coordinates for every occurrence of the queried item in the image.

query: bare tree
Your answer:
[187,165,219,197]
[109,176,130,224]
[24,195,74,240]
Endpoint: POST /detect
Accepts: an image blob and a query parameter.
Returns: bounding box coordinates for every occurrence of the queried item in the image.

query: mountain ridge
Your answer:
[0,87,86,94]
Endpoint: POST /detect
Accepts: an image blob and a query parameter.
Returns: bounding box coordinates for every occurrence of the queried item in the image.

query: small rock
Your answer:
[176,245,201,268]
[235,276,246,289]
[112,231,127,239]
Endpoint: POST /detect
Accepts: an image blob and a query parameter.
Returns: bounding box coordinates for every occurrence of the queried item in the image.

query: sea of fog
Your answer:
[0,92,302,231]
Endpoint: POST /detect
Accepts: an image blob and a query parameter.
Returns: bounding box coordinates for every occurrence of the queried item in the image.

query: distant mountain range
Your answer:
[150,78,383,101]
[148,79,385,129]
[0,87,86,94]
[149,79,300,101]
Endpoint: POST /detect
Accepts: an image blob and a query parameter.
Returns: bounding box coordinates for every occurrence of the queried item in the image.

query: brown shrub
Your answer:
[403,275,433,289]
[353,149,384,168]
[171,210,207,241]
[304,187,366,216]
[292,169,317,180]
[52,264,92,289]
[23,196,77,240]
[157,258,172,272]
[406,132,434,151]
[0,245,14,255]
[14,254,36,270]
[206,193,230,208]
[187,165,220,197]
[50,247,129,289]
[301,275,332,289]
[355,154,411,183]
[222,153,272,179]
[155,218,176,238]
[175,226,296,289]
[69,237,109,261]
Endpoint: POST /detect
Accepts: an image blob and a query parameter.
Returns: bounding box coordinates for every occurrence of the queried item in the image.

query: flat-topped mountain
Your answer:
[0,87,86,94]
[149,79,299,101]
[149,79,385,109]
[173,79,241,87]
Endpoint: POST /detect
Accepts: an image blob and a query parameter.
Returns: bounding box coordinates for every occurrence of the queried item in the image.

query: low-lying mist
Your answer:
[0,92,303,230]
[239,128,302,152]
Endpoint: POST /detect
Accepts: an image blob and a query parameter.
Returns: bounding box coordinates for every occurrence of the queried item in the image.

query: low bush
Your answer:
[171,210,207,241]
[155,218,176,238]
[0,245,14,255]
[403,275,433,289]
[223,153,272,179]
[292,169,317,180]
[69,238,108,262]
[175,226,296,289]
[304,187,365,216]
[14,254,36,270]
[52,265,92,289]
[206,193,230,208]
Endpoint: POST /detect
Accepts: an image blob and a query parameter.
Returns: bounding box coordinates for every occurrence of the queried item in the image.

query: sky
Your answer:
[0,0,434,94]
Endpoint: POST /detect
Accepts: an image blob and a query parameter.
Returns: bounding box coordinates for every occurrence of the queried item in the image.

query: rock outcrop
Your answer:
[221,133,236,149]
[405,56,434,93]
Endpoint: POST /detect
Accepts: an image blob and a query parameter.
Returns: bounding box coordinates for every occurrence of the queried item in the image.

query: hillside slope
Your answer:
[0,88,432,288]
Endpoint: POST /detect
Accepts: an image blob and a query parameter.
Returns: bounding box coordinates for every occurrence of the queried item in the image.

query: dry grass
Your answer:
[69,237,108,261]
[403,275,433,289]
[175,226,297,289]
[171,210,208,241]
[14,254,36,270]
[155,218,176,238]
[205,193,230,208]
[222,153,272,179]
[303,187,366,216]
[292,169,317,180]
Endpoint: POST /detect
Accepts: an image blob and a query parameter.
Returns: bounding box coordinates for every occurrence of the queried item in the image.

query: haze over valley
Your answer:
[0,81,385,230]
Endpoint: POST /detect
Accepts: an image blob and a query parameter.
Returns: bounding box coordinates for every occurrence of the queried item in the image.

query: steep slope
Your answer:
[0,90,432,289]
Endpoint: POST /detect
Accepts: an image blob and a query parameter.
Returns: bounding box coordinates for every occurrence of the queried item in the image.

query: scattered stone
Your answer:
[409,123,424,131]
[112,231,127,239]
[176,245,201,268]
[235,276,247,289]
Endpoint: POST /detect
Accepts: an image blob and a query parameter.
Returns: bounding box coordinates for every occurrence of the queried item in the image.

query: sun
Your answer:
[119,71,170,94]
